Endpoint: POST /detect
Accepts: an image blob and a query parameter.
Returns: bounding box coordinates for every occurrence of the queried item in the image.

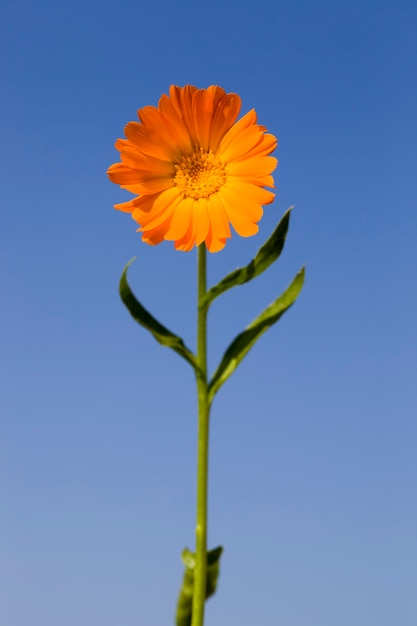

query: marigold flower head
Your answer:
[107,85,278,252]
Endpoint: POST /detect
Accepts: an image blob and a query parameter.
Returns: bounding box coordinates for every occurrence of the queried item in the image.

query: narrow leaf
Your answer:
[201,208,293,310]
[208,267,305,403]
[120,258,200,374]
[176,546,223,626]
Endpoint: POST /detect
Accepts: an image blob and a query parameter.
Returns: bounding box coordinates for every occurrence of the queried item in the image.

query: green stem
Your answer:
[191,244,210,626]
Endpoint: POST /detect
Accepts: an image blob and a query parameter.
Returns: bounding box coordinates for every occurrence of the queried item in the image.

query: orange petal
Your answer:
[158,93,193,153]
[217,109,257,155]
[235,175,275,187]
[169,84,197,125]
[223,203,260,237]
[138,106,187,159]
[205,231,227,253]
[223,179,274,209]
[140,221,171,245]
[121,177,173,195]
[193,198,210,246]
[209,93,241,152]
[227,156,278,178]
[107,162,141,185]
[114,200,136,213]
[206,85,227,107]
[174,214,196,251]
[113,153,174,184]
[114,196,144,213]
[124,122,174,161]
[219,126,266,162]
[178,85,199,144]
[206,192,231,239]
[138,187,182,230]
[219,184,264,235]
[164,197,194,240]
[131,195,159,221]
[192,89,215,152]
[230,132,278,162]
[115,139,175,175]
[114,139,142,169]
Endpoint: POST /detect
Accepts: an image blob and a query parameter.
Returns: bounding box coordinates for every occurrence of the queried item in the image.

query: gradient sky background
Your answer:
[1,1,416,625]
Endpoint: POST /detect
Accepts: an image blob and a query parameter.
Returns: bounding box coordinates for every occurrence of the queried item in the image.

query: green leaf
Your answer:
[176,546,223,626]
[201,208,293,310]
[208,267,305,403]
[120,258,200,374]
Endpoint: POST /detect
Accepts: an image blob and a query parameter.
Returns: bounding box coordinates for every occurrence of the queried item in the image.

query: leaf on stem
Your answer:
[200,208,293,310]
[208,267,305,403]
[120,258,200,374]
[176,546,223,626]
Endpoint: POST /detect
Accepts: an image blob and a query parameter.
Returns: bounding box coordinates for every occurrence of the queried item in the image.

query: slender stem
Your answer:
[191,244,210,626]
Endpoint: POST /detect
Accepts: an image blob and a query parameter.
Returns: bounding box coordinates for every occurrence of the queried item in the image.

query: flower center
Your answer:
[174,149,226,199]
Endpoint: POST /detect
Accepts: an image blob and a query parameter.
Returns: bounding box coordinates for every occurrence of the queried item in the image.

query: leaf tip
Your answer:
[124,256,137,271]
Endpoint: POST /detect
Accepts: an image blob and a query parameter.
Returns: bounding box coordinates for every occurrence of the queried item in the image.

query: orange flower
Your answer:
[107,85,277,252]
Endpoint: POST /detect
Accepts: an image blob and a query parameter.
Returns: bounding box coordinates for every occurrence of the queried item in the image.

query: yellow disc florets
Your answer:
[174,148,226,199]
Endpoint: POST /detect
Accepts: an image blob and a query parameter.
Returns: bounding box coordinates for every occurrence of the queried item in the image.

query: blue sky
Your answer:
[1,1,416,625]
